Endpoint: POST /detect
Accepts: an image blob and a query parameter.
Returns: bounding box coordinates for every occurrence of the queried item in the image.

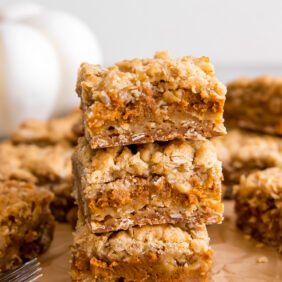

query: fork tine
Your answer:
[0,258,42,282]
[28,273,43,282]
[0,259,38,282]
[16,267,42,282]
[9,263,41,282]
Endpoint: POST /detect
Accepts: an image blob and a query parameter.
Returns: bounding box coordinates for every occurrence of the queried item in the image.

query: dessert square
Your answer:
[76,51,226,149]
[225,76,282,135]
[72,137,223,233]
[11,108,82,146]
[70,212,213,282]
[0,180,54,273]
[0,141,73,222]
[212,129,282,186]
[234,168,282,252]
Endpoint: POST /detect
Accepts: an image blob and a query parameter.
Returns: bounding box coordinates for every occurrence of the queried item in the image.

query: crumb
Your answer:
[244,234,251,240]
[224,216,231,222]
[256,243,264,248]
[257,256,268,263]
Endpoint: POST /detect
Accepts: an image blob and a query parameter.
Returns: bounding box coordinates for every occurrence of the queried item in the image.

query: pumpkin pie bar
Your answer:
[70,212,213,282]
[72,137,223,233]
[234,168,282,252]
[225,76,282,135]
[0,141,73,222]
[212,129,282,186]
[0,180,54,273]
[76,51,226,149]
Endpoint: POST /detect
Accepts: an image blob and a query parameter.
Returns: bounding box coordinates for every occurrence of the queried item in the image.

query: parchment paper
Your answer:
[39,201,282,282]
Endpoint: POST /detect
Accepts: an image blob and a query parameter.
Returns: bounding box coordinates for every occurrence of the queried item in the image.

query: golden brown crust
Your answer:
[234,168,282,252]
[72,137,223,233]
[225,76,282,135]
[0,180,55,273]
[71,214,213,281]
[76,51,226,149]
[212,129,282,186]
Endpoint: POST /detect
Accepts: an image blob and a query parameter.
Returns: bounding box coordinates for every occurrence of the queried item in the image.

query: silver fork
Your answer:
[0,258,42,282]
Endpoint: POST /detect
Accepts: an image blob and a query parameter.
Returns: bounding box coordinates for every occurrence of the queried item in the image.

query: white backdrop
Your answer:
[1,0,282,82]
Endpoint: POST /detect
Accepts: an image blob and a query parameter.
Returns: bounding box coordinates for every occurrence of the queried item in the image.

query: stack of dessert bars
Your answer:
[213,76,282,252]
[71,51,227,281]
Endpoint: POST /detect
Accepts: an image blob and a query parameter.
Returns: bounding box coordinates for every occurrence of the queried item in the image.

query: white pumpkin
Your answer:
[0,2,102,137]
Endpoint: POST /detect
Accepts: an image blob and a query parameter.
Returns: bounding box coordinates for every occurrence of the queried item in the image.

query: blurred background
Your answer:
[2,0,282,79]
[1,0,282,136]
